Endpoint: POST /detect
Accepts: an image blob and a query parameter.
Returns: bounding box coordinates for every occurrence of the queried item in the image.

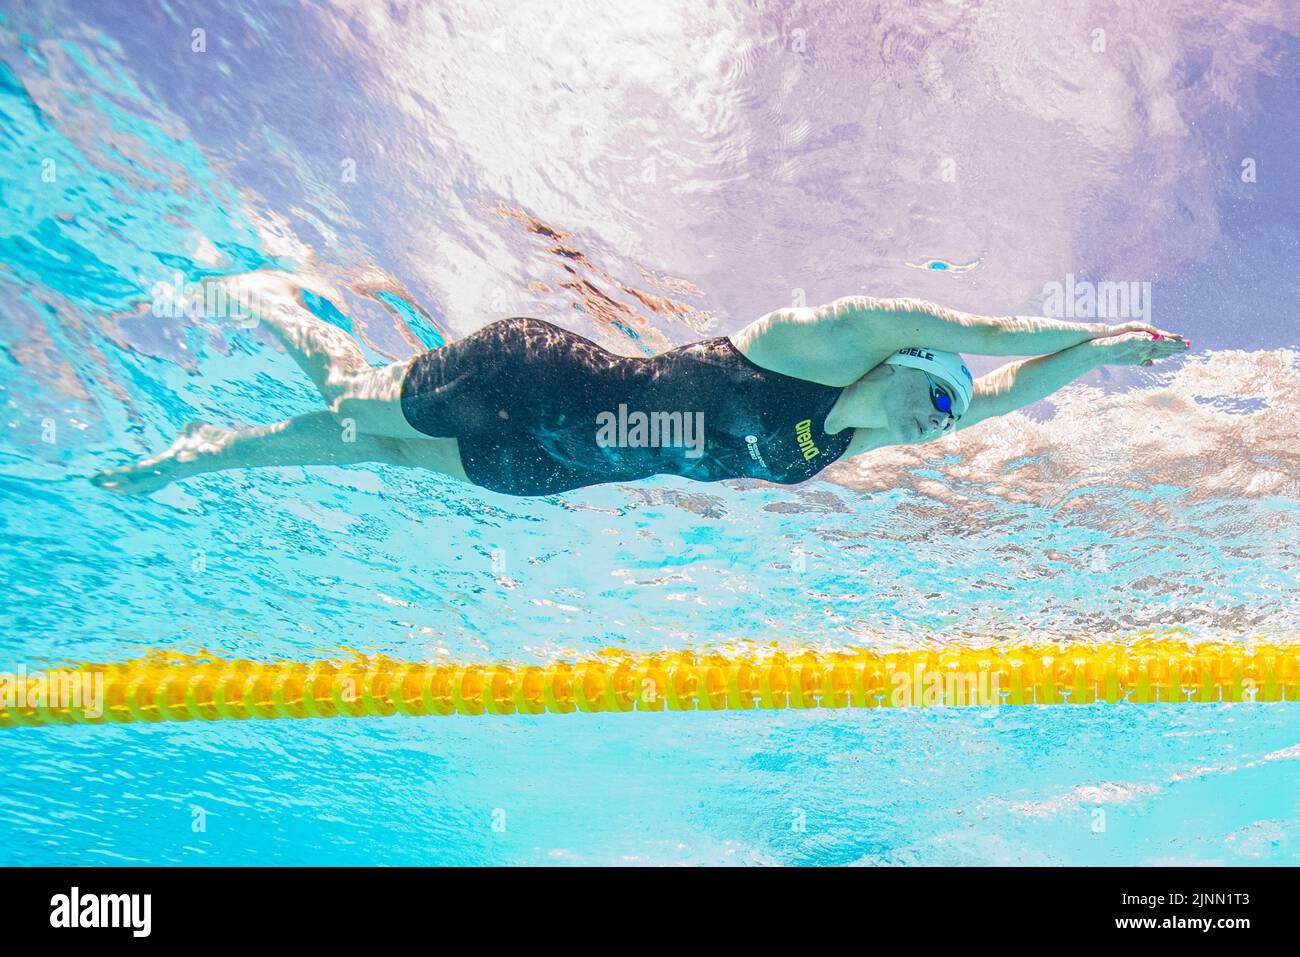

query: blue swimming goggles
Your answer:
[925,374,960,427]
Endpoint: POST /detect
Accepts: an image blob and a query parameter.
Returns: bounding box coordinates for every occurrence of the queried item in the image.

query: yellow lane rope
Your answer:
[2,639,1298,728]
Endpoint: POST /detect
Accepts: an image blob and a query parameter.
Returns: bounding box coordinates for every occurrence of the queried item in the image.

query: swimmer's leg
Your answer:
[216,270,429,440]
[215,270,369,400]
[92,411,468,494]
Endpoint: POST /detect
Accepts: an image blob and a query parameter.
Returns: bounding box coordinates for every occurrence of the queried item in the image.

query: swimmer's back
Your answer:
[399,317,853,496]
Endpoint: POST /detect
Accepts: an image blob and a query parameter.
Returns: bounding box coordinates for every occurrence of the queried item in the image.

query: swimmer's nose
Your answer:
[926,410,952,433]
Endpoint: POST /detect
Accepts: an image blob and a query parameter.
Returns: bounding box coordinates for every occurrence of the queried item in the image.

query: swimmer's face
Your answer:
[881,366,956,443]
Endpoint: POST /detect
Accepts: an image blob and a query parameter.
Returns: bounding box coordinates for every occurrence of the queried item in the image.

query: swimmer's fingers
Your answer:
[1103,321,1188,343]
[1144,333,1192,364]
[1092,330,1190,367]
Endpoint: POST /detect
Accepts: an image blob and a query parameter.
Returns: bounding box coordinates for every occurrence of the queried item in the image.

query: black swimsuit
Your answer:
[399,317,854,496]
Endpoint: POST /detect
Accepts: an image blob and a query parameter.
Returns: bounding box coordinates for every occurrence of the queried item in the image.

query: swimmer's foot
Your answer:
[92,421,232,495]
[200,269,307,329]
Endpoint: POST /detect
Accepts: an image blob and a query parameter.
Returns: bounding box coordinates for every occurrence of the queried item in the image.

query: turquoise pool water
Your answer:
[2,1,1299,865]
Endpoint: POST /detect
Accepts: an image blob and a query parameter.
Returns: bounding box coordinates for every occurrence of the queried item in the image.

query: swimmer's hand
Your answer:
[1089,329,1191,367]
[1088,320,1166,337]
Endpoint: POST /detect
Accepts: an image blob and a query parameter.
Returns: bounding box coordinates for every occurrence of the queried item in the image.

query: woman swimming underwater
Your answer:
[94,271,1189,497]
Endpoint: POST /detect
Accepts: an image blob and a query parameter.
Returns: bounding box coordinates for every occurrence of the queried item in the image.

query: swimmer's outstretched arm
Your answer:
[819,296,1177,356]
[952,330,1191,430]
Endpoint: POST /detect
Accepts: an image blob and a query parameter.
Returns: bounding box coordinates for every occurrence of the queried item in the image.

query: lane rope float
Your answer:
[2,639,1297,728]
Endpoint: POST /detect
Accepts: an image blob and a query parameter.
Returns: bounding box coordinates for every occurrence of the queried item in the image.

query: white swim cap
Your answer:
[883,347,974,416]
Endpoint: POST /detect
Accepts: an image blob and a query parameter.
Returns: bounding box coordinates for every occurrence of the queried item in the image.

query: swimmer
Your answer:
[92,271,1189,497]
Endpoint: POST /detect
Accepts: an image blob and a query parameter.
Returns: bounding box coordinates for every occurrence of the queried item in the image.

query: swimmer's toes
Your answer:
[92,422,227,496]
[89,469,120,491]
[91,464,164,495]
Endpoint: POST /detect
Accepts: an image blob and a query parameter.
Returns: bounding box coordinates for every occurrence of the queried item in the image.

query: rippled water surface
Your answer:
[1,0,1299,865]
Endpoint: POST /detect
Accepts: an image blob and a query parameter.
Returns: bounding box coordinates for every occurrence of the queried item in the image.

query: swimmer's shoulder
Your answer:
[728,304,899,386]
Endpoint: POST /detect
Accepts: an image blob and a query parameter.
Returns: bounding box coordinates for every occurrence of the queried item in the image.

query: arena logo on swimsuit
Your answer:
[794,419,819,461]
